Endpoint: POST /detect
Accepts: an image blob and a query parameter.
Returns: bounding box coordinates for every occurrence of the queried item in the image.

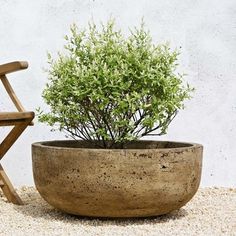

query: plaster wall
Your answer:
[0,0,236,187]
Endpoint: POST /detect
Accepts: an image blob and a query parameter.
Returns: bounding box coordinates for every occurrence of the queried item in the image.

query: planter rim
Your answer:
[32,140,202,152]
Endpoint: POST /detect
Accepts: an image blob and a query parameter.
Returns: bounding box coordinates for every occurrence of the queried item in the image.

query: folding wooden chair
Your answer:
[0,61,34,205]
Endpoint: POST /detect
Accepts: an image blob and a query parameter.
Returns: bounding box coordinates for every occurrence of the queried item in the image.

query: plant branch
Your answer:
[140,110,178,137]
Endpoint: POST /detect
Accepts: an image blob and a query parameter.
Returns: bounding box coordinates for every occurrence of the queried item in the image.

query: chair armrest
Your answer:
[0,61,28,76]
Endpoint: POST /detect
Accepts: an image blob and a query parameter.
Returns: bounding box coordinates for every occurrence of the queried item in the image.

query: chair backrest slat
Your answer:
[0,61,28,76]
[0,75,25,112]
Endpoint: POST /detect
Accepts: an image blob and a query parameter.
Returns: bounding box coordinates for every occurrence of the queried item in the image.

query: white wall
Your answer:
[0,0,235,187]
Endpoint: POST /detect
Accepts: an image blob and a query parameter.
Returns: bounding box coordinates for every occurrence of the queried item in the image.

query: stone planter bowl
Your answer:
[32,140,203,217]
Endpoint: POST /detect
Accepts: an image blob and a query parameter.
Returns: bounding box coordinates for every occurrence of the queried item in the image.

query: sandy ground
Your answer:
[0,187,236,236]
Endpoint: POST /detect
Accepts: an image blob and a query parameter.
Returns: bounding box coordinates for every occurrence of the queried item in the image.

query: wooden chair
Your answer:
[0,61,34,205]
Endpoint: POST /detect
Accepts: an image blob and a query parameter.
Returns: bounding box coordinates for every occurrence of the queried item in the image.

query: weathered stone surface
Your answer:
[32,140,203,217]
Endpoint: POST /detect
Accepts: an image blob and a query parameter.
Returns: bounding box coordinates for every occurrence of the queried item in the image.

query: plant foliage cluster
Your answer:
[39,20,192,148]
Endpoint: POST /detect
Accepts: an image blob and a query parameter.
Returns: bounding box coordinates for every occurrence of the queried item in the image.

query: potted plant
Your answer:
[33,20,203,217]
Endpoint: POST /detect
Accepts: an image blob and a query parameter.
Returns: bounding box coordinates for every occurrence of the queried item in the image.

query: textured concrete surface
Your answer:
[32,140,203,217]
[0,0,236,187]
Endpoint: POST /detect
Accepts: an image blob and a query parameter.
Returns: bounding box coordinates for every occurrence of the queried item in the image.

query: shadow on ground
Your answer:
[8,188,188,226]
[0,188,188,226]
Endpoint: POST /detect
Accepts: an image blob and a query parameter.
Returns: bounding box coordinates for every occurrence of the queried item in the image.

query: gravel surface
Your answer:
[0,187,236,236]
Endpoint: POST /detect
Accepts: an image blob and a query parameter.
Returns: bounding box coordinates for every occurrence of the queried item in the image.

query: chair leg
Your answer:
[0,121,31,160]
[0,164,23,205]
[0,118,33,204]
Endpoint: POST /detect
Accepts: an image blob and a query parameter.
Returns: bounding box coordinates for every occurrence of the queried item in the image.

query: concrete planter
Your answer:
[32,140,203,217]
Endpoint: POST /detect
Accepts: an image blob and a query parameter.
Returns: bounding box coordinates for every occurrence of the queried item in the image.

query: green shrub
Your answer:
[38,20,193,148]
